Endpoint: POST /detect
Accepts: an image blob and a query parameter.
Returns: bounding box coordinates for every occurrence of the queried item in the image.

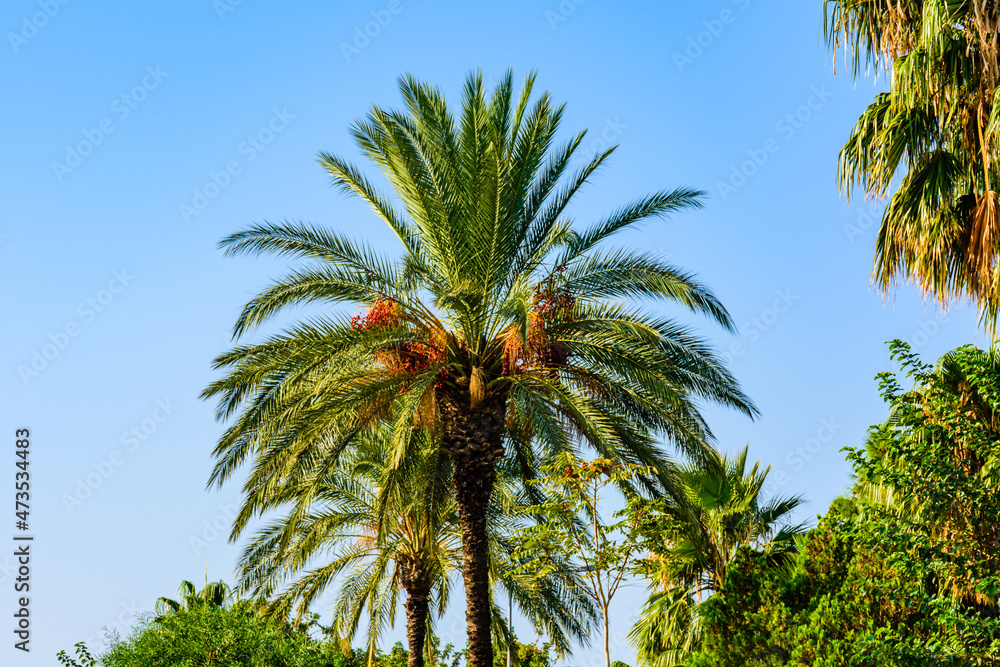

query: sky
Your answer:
[0,1,987,664]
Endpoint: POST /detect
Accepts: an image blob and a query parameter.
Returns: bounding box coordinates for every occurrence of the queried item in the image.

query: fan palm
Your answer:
[202,70,756,667]
[629,445,805,667]
[235,427,593,667]
[154,580,231,617]
[826,0,1000,327]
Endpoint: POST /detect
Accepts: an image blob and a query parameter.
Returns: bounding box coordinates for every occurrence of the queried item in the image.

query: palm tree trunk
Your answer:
[439,390,506,667]
[404,586,430,667]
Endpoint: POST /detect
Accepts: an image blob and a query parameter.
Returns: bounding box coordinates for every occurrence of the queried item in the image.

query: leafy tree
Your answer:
[99,601,341,667]
[426,635,466,667]
[236,427,593,667]
[512,453,652,667]
[203,70,756,667]
[851,341,1000,632]
[628,445,804,667]
[687,342,1000,665]
[826,1,1000,326]
[493,639,555,667]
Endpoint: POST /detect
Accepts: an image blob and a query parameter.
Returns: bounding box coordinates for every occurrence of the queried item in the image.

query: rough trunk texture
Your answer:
[404,587,430,667]
[400,558,432,667]
[439,389,506,667]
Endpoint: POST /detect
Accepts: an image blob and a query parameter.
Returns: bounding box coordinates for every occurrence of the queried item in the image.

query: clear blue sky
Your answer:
[0,1,984,664]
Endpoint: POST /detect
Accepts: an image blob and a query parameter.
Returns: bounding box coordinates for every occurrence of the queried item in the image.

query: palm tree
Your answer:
[203,70,756,667]
[825,1,1000,326]
[154,579,231,617]
[628,445,805,667]
[235,427,594,667]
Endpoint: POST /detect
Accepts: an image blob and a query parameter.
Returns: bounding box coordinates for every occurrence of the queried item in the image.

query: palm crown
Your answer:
[827,0,1000,326]
[203,69,756,667]
[628,445,805,667]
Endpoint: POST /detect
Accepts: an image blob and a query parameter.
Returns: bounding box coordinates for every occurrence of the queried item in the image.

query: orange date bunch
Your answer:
[351,299,444,375]
[503,269,575,375]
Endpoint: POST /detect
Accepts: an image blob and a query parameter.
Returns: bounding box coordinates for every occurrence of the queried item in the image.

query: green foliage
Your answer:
[627,445,804,667]
[512,453,649,588]
[426,635,466,667]
[492,640,555,667]
[631,444,804,597]
[155,579,232,617]
[57,642,97,667]
[99,601,340,667]
[512,453,651,667]
[687,342,1000,665]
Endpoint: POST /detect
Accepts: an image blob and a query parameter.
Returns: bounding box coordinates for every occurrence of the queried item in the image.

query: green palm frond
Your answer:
[629,445,806,666]
[234,426,594,663]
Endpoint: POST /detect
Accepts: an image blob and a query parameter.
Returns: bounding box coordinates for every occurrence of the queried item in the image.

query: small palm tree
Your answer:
[203,70,756,667]
[235,428,594,667]
[154,579,231,617]
[826,0,1000,326]
[629,445,805,667]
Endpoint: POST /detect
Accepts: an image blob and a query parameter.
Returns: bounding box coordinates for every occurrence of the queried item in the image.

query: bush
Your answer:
[99,601,341,667]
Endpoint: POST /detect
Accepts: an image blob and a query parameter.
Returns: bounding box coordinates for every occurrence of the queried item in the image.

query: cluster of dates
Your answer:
[352,299,445,375]
[502,277,575,375]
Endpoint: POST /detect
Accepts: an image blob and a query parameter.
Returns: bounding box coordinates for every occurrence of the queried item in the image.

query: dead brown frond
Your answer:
[414,384,439,434]
[469,366,487,408]
[968,189,999,292]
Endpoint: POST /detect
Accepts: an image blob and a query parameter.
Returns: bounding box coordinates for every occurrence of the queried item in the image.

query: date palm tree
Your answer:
[203,70,756,667]
[629,445,805,667]
[826,0,1000,326]
[234,427,593,667]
